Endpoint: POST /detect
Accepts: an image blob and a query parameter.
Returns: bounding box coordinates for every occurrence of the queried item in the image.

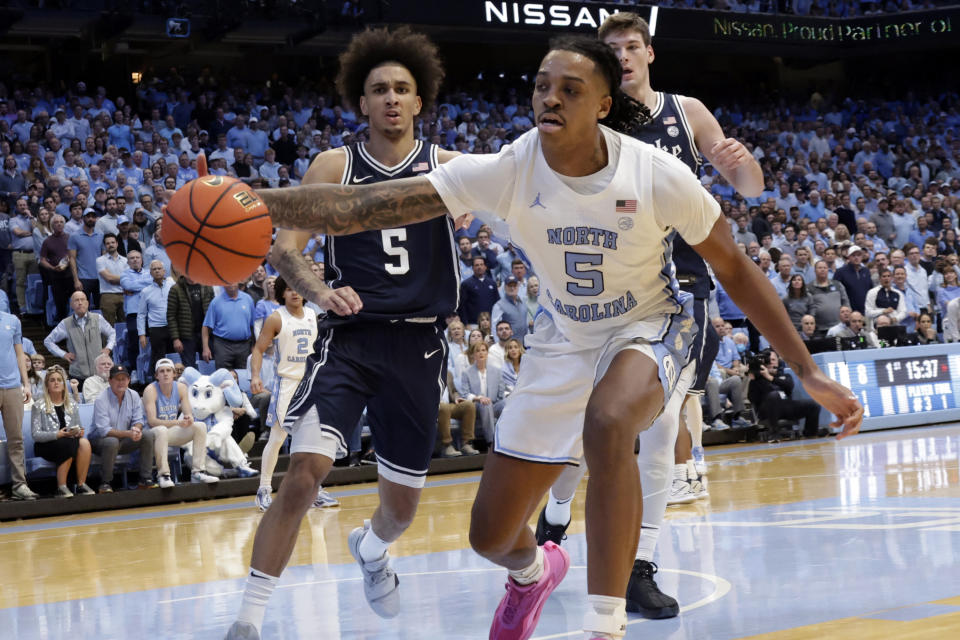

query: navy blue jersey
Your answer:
[323,141,460,327]
[633,92,711,298]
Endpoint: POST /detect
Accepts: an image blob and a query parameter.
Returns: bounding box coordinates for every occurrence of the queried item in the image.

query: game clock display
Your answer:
[810,344,960,431]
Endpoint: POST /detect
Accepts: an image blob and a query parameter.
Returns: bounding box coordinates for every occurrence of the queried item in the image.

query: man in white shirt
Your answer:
[96,233,126,325]
[864,268,907,328]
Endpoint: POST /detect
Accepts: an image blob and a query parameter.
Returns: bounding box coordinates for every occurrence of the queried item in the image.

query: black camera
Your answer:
[747,352,768,375]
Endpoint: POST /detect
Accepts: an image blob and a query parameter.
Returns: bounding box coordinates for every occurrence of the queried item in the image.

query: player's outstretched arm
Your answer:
[693,217,864,439]
[267,149,363,314]
[258,175,448,235]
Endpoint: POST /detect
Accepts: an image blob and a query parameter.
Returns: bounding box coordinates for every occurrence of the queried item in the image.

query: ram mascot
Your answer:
[180,367,258,478]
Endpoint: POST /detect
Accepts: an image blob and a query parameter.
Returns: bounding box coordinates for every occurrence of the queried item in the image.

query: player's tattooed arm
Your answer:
[268,237,329,305]
[259,176,448,235]
[268,230,362,316]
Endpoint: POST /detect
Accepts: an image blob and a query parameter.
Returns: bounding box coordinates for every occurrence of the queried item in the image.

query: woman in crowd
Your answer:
[460,341,505,444]
[454,328,485,384]
[254,276,279,335]
[936,264,960,319]
[834,225,851,245]
[30,365,95,498]
[501,337,525,394]
[916,313,941,344]
[446,319,468,374]
[783,274,814,331]
[32,207,52,255]
[23,156,50,184]
[476,311,493,343]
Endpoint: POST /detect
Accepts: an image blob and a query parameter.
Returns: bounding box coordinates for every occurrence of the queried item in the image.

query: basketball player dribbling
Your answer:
[218,36,862,640]
[224,27,460,639]
[534,11,767,620]
[249,276,339,512]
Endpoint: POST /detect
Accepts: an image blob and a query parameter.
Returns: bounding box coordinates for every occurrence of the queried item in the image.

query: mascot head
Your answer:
[180,367,243,420]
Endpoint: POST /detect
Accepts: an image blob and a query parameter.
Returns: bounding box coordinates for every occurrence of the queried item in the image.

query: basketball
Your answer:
[162,175,273,286]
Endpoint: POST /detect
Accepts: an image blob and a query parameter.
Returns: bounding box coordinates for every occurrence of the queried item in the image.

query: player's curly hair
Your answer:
[546,36,651,136]
[274,275,289,302]
[336,26,445,113]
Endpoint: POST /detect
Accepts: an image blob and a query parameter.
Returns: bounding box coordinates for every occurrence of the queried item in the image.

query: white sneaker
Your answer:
[313,487,340,508]
[255,486,272,512]
[191,469,220,484]
[224,621,260,639]
[348,519,400,618]
[667,465,697,505]
[158,473,175,489]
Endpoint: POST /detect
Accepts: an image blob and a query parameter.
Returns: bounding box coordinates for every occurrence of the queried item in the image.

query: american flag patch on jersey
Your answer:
[412,162,429,172]
[616,200,637,213]
[663,116,677,125]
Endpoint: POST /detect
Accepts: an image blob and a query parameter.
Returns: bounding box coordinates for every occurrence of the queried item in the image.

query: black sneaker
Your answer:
[625,560,679,619]
[534,506,570,546]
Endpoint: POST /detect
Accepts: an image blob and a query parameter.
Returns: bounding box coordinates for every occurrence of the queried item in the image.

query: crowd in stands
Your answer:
[1,62,960,497]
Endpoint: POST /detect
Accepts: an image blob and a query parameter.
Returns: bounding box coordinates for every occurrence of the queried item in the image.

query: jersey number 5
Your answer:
[565,252,604,296]
[381,229,410,275]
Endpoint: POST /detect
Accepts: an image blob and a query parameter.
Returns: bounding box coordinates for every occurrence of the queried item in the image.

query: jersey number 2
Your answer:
[382,229,410,275]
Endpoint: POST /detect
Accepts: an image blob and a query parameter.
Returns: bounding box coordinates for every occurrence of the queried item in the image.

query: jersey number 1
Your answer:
[382,229,410,275]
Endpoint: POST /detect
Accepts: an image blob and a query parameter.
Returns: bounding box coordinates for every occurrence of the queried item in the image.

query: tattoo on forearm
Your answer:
[268,244,328,305]
[259,176,447,234]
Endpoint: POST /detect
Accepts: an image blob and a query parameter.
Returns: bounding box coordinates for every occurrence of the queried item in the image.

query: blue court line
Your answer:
[0,474,483,537]
[709,422,960,457]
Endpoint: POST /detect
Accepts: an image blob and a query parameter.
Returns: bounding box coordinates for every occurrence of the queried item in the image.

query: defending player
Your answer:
[534,11,766,619]
[224,27,459,639]
[249,275,339,512]
[218,37,862,640]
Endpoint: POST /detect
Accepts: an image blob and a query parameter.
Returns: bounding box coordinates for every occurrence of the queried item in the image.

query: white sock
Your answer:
[583,594,627,639]
[686,459,699,479]
[508,545,544,585]
[684,394,704,448]
[673,463,687,481]
[545,489,574,526]
[358,522,391,562]
[236,568,278,633]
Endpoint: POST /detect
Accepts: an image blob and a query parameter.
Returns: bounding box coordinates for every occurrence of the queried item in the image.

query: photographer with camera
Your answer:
[747,350,825,439]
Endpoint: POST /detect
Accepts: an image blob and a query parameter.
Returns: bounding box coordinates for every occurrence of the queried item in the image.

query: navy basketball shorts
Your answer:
[283,320,446,489]
[688,296,720,395]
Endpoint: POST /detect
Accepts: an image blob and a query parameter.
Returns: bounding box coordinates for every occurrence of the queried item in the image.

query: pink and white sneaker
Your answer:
[489,541,570,640]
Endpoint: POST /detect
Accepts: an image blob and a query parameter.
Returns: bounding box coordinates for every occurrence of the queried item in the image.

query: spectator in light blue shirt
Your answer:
[119,249,151,368]
[90,364,156,491]
[202,284,254,370]
[798,190,826,222]
[138,260,175,378]
[67,211,104,307]
[142,219,171,276]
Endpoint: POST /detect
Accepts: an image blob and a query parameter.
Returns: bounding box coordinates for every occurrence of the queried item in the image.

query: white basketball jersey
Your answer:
[274,305,318,379]
[427,125,721,347]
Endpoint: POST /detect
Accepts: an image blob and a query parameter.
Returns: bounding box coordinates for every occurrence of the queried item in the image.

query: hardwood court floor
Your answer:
[2,424,959,639]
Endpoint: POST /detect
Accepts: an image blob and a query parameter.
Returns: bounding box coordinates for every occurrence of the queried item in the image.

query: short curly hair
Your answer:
[335,26,444,113]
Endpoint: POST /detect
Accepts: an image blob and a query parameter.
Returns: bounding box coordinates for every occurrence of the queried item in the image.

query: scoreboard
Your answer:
[804,343,960,431]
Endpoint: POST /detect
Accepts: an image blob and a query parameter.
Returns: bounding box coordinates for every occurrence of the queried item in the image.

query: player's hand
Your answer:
[318,286,362,316]
[250,376,264,395]
[196,152,208,177]
[454,213,474,231]
[711,138,752,173]
[800,369,864,440]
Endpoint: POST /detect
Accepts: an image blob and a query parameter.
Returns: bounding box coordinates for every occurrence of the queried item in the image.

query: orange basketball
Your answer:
[162,176,273,285]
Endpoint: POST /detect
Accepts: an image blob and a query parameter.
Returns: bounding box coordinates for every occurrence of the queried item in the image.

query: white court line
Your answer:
[530,568,732,640]
[157,565,733,638]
